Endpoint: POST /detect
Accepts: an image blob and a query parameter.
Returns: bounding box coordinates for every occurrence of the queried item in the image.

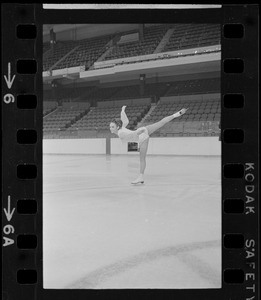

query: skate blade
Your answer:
[131,181,144,185]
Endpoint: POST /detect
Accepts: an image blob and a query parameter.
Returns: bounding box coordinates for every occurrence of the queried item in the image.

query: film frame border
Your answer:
[1,3,259,300]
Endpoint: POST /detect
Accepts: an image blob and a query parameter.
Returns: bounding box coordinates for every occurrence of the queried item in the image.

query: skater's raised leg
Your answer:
[146,108,188,136]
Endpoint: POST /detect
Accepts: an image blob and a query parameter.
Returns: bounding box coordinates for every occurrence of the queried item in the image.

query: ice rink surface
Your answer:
[43,154,221,289]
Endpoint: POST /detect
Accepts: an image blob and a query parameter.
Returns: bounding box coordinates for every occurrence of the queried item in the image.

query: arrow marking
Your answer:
[4,195,15,222]
[4,63,16,89]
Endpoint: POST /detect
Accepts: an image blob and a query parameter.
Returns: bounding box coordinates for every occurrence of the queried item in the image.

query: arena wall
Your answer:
[43,137,221,156]
[43,138,106,155]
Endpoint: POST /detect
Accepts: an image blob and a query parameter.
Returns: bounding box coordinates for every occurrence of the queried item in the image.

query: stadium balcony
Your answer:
[86,86,122,102]
[43,24,220,72]
[43,86,95,104]
[43,41,77,71]
[112,86,141,100]
[43,77,220,112]
[55,36,111,70]
[85,83,172,102]
[164,78,220,96]
[104,25,168,61]
[162,24,220,52]
[83,84,159,102]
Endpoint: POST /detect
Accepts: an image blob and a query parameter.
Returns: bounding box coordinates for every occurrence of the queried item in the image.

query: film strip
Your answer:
[1,3,259,300]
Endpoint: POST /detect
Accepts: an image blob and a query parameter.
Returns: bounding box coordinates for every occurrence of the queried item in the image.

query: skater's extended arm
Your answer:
[120,106,129,127]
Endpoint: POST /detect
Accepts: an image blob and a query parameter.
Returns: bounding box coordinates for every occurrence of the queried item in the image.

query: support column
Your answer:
[139,24,144,41]
[106,137,111,155]
[51,81,59,104]
[49,28,56,51]
[139,74,145,96]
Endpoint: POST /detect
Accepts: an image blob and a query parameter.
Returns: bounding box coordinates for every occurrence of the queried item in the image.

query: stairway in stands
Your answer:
[153,28,175,54]
[43,106,58,118]
[95,42,115,63]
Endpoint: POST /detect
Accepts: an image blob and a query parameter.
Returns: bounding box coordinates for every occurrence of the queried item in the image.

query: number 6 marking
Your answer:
[4,93,15,104]
[3,224,15,235]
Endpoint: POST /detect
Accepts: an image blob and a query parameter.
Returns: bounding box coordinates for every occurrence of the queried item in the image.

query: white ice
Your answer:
[43,154,221,289]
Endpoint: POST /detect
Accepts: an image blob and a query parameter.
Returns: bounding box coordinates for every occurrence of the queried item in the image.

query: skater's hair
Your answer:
[111,118,123,129]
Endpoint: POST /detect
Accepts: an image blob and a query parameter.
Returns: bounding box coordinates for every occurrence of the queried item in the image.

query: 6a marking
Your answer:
[3,62,16,104]
[3,196,15,247]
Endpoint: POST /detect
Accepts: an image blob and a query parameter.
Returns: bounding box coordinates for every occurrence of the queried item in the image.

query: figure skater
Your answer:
[109,105,188,184]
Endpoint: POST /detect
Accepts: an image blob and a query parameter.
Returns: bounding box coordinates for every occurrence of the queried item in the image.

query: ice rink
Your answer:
[43,153,221,289]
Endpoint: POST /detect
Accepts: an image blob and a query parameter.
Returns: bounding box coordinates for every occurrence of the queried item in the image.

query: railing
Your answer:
[94,45,221,70]
[43,121,220,139]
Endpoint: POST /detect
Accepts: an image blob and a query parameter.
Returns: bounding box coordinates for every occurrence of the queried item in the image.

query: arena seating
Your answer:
[71,104,150,131]
[44,77,219,103]
[43,77,220,136]
[79,82,174,102]
[104,25,168,60]
[143,94,220,137]
[43,24,220,72]
[149,120,220,137]
[55,86,92,102]
[43,22,222,139]
[43,101,58,117]
[163,24,220,52]
[43,103,89,132]
[44,86,96,103]
[112,85,140,100]
[43,42,50,54]
[44,86,121,103]
[55,36,112,70]
[43,88,56,100]
[81,84,163,102]
[111,83,170,100]
[43,41,78,71]
[43,95,220,137]
[144,82,170,98]
[164,78,220,96]
[86,86,123,102]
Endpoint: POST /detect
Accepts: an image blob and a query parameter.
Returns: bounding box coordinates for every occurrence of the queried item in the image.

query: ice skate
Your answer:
[131,175,144,185]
